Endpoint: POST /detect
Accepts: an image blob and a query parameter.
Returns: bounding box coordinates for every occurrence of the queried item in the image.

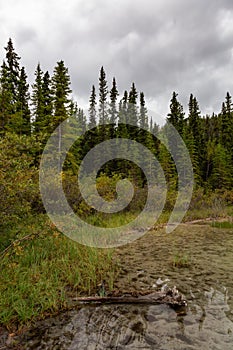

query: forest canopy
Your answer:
[0,38,233,230]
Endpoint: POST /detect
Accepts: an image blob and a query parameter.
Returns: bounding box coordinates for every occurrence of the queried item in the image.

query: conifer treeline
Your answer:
[0,38,232,190]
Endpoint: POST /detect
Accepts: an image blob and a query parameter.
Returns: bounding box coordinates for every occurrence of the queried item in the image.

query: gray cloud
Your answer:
[1,0,233,118]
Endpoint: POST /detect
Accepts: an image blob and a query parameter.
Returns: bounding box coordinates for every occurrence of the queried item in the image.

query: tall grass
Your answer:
[0,215,117,328]
[211,221,233,229]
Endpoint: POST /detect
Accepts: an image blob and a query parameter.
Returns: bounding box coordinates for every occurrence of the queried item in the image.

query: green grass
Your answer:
[171,252,191,268]
[84,211,139,228]
[0,215,118,329]
[211,221,233,229]
[1,199,232,329]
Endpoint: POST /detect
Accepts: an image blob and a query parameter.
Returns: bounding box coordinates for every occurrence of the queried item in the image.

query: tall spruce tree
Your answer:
[188,94,201,140]
[221,92,233,157]
[0,61,13,135]
[88,85,97,129]
[167,91,184,135]
[139,92,148,130]
[127,83,138,141]
[51,61,72,170]
[98,66,108,125]
[31,64,44,133]
[138,92,150,148]
[42,71,53,127]
[186,93,202,185]
[4,38,21,108]
[128,82,138,125]
[16,66,31,135]
[117,90,128,138]
[32,67,53,135]
[86,85,98,165]
[109,77,119,138]
[98,66,109,152]
[52,60,71,129]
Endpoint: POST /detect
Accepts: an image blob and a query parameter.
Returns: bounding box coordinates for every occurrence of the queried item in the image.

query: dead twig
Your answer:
[0,232,40,259]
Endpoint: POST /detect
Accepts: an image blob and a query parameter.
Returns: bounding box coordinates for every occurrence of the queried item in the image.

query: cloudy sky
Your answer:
[1,0,233,121]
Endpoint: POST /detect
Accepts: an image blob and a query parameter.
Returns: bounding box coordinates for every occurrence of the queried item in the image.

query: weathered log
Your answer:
[73,287,187,309]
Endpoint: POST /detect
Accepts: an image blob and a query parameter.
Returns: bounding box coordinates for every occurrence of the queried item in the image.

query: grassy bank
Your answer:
[0,215,118,330]
[1,188,232,330]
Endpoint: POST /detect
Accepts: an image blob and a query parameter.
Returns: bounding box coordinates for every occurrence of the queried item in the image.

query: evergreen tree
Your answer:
[127,83,140,181]
[158,142,177,191]
[98,66,108,125]
[0,61,13,135]
[166,92,185,175]
[98,66,109,152]
[86,85,98,168]
[167,91,184,135]
[220,92,233,157]
[117,91,128,138]
[138,92,151,149]
[88,85,97,129]
[51,61,72,170]
[128,82,138,126]
[52,60,72,129]
[42,71,53,126]
[186,93,202,185]
[16,66,31,135]
[4,38,21,107]
[77,108,86,134]
[205,139,215,182]
[139,92,148,130]
[31,64,44,133]
[32,66,53,135]
[108,77,119,138]
[183,122,201,186]
[209,143,233,189]
[188,94,201,140]
[127,82,138,142]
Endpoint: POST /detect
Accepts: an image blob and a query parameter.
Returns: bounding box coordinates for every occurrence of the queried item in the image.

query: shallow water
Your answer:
[20,224,233,349]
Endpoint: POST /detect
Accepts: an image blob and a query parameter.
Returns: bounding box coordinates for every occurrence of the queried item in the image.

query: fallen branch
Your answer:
[73,287,187,309]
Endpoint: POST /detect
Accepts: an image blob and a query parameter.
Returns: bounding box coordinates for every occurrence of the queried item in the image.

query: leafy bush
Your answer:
[0,133,41,227]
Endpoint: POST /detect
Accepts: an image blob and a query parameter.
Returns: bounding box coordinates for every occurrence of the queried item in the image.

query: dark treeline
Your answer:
[1,38,233,193]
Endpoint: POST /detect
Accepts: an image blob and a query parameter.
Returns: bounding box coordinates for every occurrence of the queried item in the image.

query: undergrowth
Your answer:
[0,215,117,329]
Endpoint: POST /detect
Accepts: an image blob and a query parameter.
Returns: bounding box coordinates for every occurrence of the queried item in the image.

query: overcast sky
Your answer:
[1,0,233,121]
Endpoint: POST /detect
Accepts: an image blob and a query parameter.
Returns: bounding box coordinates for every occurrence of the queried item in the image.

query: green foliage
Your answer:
[0,38,232,193]
[16,66,31,135]
[0,133,40,228]
[88,85,97,129]
[31,64,45,133]
[209,143,233,189]
[172,252,191,268]
[167,91,184,135]
[108,77,119,139]
[211,221,233,229]
[0,61,14,134]
[4,38,21,106]
[98,66,108,125]
[52,60,72,129]
[221,92,233,155]
[0,216,117,327]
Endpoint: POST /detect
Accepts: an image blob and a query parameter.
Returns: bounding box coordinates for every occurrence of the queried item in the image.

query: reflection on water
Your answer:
[25,289,233,350]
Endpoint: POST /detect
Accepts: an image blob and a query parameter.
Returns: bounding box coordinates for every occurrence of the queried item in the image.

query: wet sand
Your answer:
[113,223,233,313]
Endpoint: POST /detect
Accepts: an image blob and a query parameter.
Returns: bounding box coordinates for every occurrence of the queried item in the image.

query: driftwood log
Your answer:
[73,286,187,309]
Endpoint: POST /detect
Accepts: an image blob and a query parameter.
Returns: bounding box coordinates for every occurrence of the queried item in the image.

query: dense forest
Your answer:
[1,38,233,230]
